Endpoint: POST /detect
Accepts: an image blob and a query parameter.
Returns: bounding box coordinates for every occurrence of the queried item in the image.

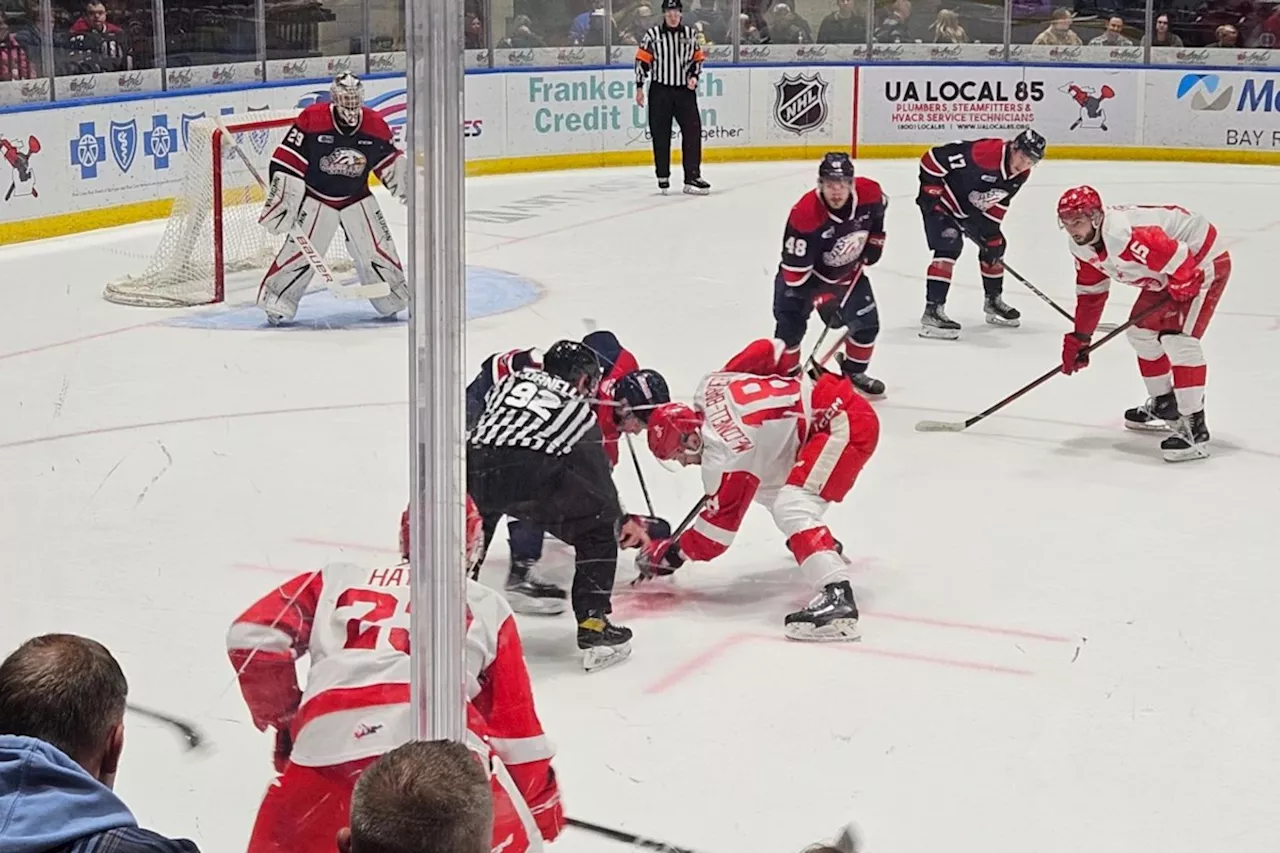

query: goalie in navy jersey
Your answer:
[916,128,1046,339]
[465,330,670,616]
[256,73,409,325]
[773,152,889,398]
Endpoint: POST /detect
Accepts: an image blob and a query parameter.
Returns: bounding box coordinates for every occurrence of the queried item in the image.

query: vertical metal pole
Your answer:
[484,0,494,67]
[152,0,167,89]
[362,0,371,72]
[865,0,874,54]
[730,0,741,62]
[255,0,267,79]
[1143,0,1153,64]
[39,0,55,98]
[1002,0,1012,61]
[406,0,468,743]
[604,0,613,63]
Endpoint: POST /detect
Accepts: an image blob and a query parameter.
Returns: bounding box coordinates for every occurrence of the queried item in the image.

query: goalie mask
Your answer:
[331,72,364,128]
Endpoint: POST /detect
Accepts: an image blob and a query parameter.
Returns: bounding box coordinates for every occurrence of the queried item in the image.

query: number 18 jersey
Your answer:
[695,372,810,497]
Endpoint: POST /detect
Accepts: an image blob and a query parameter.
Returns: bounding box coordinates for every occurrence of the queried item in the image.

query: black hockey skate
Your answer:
[1160,410,1211,462]
[784,581,860,642]
[658,177,670,194]
[1124,391,1179,433]
[504,559,568,616]
[683,177,711,196]
[834,353,886,399]
[577,612,633,672]
[919,302,961,340]
[983,295,1021,327]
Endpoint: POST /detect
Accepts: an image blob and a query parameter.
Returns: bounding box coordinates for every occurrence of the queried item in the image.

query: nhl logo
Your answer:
[773,72,829,136]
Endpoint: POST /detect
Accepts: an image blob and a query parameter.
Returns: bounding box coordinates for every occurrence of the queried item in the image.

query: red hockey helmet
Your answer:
[1057,185,1104,225]
[647,402,703,461]
[399,496,484,569]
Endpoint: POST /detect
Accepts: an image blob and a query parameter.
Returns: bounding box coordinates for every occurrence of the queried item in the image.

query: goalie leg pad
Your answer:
[339,195,407,316]
[257,196,340,323]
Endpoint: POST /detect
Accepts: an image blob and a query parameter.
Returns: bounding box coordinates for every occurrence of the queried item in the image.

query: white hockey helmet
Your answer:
[331,72,364,127]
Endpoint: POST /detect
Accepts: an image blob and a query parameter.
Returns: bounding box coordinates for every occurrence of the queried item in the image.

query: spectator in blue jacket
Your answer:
[0,633,200,853]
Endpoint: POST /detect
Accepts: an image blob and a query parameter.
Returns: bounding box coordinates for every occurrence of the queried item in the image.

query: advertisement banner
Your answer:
[493,47,607,68]
[1150,46,1280,68]
[0,78,52,108]
[167,62,264,90]
[751,66,853,146]
[858,65,1139,146]
[1144,69,1280,150]
[505,67,751,156]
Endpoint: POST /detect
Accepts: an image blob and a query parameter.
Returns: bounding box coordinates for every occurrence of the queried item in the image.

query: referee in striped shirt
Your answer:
[635,0,711,195]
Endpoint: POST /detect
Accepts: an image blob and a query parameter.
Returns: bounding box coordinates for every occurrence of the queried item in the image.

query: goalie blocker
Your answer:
[257,73,410,325]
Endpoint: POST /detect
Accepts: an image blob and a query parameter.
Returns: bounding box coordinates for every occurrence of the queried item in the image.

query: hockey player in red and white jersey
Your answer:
[1056,186,1231,462]
[225,496,562,853]
[256,72,408,325]
[637,339,880,639]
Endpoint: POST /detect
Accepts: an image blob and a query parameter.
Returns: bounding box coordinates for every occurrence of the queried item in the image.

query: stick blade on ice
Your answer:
[914,419,966,432]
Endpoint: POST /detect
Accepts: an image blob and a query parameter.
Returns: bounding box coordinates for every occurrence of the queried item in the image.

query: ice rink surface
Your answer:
[2,158,1279,853]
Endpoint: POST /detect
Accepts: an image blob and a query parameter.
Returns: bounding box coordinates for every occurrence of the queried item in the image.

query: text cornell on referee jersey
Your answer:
[635,0,711,196]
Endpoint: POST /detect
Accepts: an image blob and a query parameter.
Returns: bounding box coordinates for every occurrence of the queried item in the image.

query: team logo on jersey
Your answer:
[320,148,368,178]
[1060,82,1115,131]
[822,230,868,268]
[108,119,137,173]
[772,72,829,136]
[354,722,384,739]
[967,188,1008,212]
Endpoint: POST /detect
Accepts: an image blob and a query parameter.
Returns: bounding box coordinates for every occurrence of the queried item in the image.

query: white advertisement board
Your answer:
[1144,68,1280,150]
[858,64,1139,146]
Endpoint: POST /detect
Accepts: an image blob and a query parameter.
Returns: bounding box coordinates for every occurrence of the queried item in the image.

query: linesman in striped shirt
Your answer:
[635,0,711,195]
[467,340,653,673]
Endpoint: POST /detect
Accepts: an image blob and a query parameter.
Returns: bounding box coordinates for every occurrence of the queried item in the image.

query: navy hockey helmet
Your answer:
[544,340,603,392]
[818,151,855,182]
[613,368,671,424]
[1011,128,1046,163]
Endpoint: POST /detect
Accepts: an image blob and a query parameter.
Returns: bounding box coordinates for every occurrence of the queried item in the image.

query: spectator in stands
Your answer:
[1031,7,1081,44]
[874,0,912,42]
[66,0,131,72]
[690,0,731,43]
[12,5,47,74]
[625,4,656,42]
[569,0,604,44]
[0,15,33,80]
[928,8,970,42]
[740,11,766,42]
[465,12,485,49]
[1152,14,1183,46]
[1213,23,1239,46]
[817,0,867,43]
[767,3,812,42]
[1088,15,1133,45]
[0,634,201,853]
[336,741,492,853]
[496,15,544,48]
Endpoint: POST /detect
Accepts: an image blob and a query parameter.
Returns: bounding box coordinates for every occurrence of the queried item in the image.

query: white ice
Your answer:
[2,159,1279,853]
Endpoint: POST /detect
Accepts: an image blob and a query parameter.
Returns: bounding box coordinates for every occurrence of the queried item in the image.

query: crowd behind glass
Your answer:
[0,0,1275,101]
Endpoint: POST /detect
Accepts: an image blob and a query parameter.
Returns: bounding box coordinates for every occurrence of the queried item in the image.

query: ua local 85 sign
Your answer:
[1145,69,1280,150]
[858,66,1137,146]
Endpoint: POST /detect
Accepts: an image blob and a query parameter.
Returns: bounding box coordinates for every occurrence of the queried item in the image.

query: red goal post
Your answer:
[103,110,352,308]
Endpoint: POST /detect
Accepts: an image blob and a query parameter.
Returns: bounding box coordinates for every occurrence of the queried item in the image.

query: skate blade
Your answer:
[918,325,960,340]
[505,592,568,616]
[1163,443,1211,463]
[854,386,886,401]
[784,619,861,642]
[582,641,632,672]
[682,185,710,196]
[984,314,1021,327]
[1124,420,1171,433]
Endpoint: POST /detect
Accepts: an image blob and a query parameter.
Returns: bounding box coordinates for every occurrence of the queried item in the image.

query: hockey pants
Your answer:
[647,83,702,182]
[772,271,880,376]
[920,206,1005,304]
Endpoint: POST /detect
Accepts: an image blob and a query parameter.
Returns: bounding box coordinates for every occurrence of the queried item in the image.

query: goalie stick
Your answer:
[915,296,1169,433]
[566,818,704,853]
[126,703,206,751]
[214,118,390,301]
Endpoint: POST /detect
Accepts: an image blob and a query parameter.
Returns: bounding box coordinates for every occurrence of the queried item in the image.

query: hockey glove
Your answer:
[1167,265,1204,302]
[812,292,845,329]
[259,172,306,236]
[635,538,685,582]
[1061,332,1091,375]
[616,514,670,548]
[526,769,565,842]
[978,233,1006,266]
[272,725,293,774]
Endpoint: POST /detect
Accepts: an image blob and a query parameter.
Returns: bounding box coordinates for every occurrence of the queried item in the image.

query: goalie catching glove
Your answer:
[259,171,307,236]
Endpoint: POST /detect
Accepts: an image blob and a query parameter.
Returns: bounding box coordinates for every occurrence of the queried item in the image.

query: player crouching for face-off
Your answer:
[256,72,409,325]
[1057,187,1230,462]
[638,338,880,640]
[916,128,1045,339]
[774,152,889,398]
[225,497,563,853]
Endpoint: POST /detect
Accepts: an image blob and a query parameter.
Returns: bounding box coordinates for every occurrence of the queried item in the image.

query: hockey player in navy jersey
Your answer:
[256,73,409,325]
[916,128,1046,339]
[772,152,889,398]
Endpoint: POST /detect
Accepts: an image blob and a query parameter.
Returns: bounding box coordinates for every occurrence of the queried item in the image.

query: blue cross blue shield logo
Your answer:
[246,106,271,154]
[68,121,105,180]
[146,115,178,170]
[180,112,206,151]
[109,119,138,173]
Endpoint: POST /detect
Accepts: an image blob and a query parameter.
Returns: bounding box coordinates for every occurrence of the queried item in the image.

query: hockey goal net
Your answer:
[104,110,353,308]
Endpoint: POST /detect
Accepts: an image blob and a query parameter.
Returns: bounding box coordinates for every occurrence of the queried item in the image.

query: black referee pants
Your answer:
[648,83,702,182]
[467,442,621,621]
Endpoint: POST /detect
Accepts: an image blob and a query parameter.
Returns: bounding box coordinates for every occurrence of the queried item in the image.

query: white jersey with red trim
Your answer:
[1068,204,1219,295]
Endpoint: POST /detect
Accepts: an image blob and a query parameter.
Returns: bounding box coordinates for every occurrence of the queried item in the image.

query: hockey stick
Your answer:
[126,703,206,751]
[915,297,1169,433]
[214,118,390,301]
[625,434,655,517]
[802,263,864,375]
[566,818,705,853]
[629,495,709,585]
